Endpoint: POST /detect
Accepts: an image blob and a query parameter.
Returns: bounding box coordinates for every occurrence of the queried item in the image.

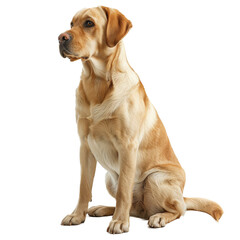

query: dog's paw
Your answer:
[148,214,166,228]
[88,205,115,217]
[61,213,85,226]
[107,219,129,234]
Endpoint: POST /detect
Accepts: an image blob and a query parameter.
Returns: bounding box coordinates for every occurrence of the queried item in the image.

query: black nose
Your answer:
[58,32,71,43]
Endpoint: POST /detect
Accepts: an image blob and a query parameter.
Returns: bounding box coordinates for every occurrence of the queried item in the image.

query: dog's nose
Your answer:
[58,32,71,43]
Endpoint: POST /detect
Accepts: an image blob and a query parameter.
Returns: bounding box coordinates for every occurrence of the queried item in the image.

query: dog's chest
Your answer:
[87,130,119,174]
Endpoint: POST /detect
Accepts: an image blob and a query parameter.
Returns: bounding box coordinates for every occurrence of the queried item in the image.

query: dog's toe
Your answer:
[61,213,85,225]
[148,214,166,228]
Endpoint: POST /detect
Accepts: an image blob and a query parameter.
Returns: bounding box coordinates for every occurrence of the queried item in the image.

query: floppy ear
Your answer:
[101,6,132,47]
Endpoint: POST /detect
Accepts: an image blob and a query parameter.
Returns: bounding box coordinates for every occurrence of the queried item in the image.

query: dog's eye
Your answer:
[70,22,73,28]
[83,20,95,28]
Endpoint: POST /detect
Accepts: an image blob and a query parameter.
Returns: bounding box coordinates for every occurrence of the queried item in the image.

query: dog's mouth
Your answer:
[59,45,88,62]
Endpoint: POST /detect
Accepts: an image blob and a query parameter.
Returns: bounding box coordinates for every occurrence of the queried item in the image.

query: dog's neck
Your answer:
[79,41,139,107]
[81,42,135,81]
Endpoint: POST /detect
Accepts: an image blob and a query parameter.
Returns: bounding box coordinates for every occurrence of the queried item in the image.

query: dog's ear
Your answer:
[101,6,132,47]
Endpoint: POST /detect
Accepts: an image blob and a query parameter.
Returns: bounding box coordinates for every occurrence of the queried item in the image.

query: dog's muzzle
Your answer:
[58,32,72,58]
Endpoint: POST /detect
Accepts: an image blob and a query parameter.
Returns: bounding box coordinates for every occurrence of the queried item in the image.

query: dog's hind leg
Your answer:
[88,172,117,217]
[143,171,186,228]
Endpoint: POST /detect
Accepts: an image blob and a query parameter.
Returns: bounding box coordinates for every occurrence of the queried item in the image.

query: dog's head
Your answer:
[58,6,132,62]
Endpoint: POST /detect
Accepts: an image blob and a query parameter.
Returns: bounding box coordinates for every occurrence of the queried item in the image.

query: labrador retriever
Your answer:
[58,6,223,234]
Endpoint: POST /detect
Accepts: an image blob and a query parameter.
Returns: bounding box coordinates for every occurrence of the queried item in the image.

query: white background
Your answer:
[0,0,239,239]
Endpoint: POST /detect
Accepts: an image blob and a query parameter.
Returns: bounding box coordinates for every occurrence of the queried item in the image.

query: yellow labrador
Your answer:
[58,6,223,234]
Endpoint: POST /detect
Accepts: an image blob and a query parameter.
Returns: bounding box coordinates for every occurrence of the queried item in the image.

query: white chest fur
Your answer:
[87,132,120,175]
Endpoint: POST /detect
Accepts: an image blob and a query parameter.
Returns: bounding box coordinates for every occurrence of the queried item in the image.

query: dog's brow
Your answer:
[82,14,97,22]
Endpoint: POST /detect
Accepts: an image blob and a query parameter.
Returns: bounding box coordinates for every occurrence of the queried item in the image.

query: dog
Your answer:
[58,6,223,234]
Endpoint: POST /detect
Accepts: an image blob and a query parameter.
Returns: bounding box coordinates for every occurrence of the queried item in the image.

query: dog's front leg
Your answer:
[61,142,96,225]
[107,142,137,234]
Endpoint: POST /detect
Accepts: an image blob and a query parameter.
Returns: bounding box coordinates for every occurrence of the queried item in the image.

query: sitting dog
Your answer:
[58,6,223,234]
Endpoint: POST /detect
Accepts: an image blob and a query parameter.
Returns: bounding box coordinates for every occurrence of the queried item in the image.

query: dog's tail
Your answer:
[184,197,223,221]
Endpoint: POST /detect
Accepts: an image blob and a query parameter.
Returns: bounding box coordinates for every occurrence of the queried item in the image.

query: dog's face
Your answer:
[58,6,132,62]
